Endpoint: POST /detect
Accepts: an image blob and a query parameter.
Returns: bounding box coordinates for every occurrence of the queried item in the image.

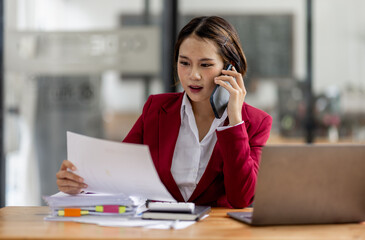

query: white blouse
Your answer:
[170,93,230,201]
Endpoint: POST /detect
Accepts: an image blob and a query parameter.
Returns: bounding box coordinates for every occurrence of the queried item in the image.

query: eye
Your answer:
[179,61,189,66]
[201,63,213,68]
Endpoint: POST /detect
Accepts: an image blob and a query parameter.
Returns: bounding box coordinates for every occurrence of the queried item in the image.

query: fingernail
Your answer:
[71,166,76,171]
[79,177,84,182]
[83,184,88,188]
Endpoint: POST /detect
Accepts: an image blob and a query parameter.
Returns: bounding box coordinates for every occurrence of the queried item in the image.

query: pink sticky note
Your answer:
[103,205,119,213]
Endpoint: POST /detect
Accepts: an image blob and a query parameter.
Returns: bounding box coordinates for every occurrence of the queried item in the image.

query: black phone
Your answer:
[210,64,233,119]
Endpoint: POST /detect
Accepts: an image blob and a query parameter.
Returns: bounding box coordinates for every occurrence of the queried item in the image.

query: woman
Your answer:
[56,16,272,208]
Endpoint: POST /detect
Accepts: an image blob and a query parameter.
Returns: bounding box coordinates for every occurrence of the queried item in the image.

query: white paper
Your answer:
[43,192,136,207]
[79,217,195,229]
[45,215,195,229]
[67,132,175,202]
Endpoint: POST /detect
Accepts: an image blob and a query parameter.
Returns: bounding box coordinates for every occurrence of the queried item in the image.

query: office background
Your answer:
[1,0,365,206]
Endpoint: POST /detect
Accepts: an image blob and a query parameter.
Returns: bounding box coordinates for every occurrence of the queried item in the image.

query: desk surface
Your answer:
[1,206,364,240]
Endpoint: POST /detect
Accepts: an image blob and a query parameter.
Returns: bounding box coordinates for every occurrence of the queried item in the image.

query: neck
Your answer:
[190,99,215,119]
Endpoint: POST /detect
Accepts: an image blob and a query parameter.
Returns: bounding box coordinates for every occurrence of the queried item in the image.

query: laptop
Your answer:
[227,144,365,226]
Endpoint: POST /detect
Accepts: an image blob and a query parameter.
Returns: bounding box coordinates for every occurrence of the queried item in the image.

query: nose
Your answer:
[189,66,201,81]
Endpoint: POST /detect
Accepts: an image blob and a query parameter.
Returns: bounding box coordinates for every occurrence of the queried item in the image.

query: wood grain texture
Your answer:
[0,207,364,240]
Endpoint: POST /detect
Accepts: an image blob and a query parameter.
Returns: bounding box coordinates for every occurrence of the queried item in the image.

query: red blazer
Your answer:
[123,92,272,208]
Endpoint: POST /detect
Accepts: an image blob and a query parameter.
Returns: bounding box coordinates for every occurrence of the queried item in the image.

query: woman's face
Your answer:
[177,35,224,105]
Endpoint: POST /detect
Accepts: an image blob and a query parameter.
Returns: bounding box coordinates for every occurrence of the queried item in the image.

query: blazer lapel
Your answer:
[158,94,185,202]
[188,143,222,202]
[188,103,251,202]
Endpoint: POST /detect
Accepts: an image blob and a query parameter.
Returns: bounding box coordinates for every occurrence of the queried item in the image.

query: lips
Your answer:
[189,85,203,93]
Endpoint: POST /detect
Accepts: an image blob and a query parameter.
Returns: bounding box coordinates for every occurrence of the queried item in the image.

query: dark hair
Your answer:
[174,16,247,77]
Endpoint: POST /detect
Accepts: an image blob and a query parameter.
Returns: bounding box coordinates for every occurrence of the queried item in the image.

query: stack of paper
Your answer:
[43,132,199,228]
[43,192,144,219]
[43,193,197,230]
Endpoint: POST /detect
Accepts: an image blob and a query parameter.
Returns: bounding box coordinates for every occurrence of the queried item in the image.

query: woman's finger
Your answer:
[57,178,87,188]
[59,160,77,171]
[56,170,84,183]
[215,75,240,90]
[58,185,83,195]
[222,66,244,89]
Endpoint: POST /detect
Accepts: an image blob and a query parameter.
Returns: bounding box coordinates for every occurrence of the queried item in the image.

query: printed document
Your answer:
[67,132,175,202]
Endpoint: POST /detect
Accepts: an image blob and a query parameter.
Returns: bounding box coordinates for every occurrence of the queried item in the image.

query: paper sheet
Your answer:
[45,215,195,229]
[43,191,138,207]
[67,132,175,202]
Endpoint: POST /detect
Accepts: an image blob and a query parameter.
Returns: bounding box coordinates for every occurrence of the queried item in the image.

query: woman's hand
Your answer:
[56,160,87,194]
[214,66,246,126]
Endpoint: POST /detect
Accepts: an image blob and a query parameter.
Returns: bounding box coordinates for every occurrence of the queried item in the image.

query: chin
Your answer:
[187,94,209,104]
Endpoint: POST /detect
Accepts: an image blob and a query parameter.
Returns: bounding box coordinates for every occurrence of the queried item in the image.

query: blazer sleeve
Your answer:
[216,114,272,208]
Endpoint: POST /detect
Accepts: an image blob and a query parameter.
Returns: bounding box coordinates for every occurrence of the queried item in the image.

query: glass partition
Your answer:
[4,0,163,205]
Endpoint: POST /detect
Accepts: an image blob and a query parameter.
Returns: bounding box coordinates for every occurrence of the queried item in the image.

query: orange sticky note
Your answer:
[64,208,81,217]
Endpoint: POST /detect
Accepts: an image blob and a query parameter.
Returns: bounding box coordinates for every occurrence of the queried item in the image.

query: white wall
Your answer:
[15,0,144,30]
[314,0,365,93]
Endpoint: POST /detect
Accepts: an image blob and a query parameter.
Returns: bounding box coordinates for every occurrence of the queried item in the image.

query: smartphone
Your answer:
[210,64,233,119]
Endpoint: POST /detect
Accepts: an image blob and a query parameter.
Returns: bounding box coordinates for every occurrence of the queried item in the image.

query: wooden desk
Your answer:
[0,206,364,239]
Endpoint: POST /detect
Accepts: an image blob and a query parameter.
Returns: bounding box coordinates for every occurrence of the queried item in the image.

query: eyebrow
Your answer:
[178,55,215,61]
